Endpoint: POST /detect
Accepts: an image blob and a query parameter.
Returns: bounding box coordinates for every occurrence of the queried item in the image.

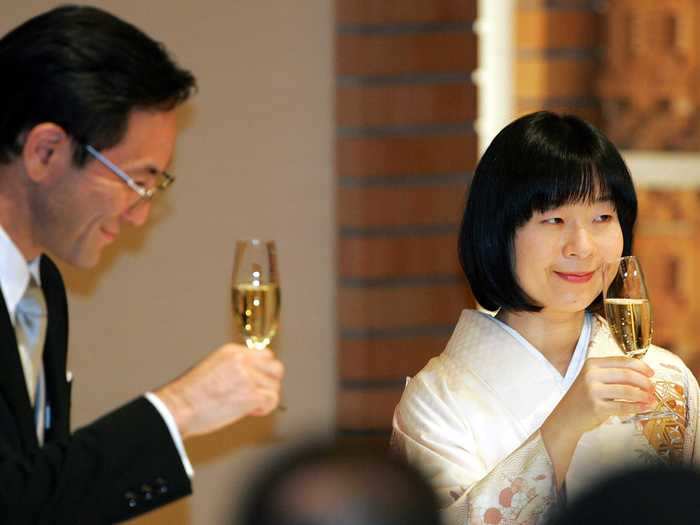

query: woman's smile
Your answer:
[554,271,595,284]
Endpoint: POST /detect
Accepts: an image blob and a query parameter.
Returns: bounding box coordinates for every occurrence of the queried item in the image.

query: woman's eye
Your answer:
[594,214,613,223]
[542,217,563,225]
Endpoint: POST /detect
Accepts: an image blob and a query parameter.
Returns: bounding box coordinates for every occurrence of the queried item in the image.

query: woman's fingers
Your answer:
[573,356,660,422]
[595,368,655,393]
[596,384,655,404]
[588,356,654,376]
[605,399,657,417]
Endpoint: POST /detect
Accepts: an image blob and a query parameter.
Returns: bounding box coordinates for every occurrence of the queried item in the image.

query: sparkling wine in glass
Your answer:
[231,240,280,350]
[603,256,675,421]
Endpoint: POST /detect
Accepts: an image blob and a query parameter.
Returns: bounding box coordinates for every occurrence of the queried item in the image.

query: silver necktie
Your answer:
[15,278,47,442]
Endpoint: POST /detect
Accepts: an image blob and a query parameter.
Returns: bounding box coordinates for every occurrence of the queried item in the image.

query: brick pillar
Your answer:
[515,0,602,125]
[336,0,477,448]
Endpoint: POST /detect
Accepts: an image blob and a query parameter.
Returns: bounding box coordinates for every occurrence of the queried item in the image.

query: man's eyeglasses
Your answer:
[84,144,175,201]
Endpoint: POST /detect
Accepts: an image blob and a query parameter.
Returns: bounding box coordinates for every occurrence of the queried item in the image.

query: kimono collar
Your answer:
[441,310,601,435]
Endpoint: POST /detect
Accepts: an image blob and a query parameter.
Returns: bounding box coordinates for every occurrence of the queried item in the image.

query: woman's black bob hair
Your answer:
[458,111,637,312]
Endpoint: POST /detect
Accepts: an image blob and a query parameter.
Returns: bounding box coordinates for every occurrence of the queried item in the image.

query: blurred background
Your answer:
[3,1,700,523]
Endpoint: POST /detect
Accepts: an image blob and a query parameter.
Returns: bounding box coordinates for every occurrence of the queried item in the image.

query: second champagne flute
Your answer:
[602,255,675,421]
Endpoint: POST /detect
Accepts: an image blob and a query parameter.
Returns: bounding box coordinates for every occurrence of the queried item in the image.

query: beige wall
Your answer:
[1,2,336,524]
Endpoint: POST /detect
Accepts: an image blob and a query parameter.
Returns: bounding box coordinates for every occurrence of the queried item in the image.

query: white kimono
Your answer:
[392,310,699,525]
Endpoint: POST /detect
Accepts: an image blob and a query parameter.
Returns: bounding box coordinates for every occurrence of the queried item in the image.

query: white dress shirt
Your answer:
[0,225,193,477]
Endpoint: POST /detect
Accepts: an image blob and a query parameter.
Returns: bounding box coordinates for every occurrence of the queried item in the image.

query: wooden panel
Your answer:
[337,83,476,127]
[340,336,447,380]
[337,0,476,24]
[635,189,700,363]
[339,186,465,227]
[597,1,700,151]
[339,235,462,278]
[517,0,596,8]
[337,33,477,76]
[634,233,698,358]
[337,134,477,177]
[637,189,700,223]
[339,284,471,329]
[517,10,599,49]
[338,388,402,429]
[516,58,598,98]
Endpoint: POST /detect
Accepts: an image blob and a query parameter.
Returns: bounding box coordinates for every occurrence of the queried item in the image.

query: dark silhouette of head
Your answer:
[239,441,443,525]
[548,465,700,525]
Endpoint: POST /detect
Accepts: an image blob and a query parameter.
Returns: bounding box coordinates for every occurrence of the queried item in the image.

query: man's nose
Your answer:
[121,198,151,226]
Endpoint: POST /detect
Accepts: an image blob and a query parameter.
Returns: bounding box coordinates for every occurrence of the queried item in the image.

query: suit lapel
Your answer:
[0,281,39,450]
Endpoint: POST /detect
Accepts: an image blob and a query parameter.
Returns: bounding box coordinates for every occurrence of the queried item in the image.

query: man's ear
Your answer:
[22,123,73,182]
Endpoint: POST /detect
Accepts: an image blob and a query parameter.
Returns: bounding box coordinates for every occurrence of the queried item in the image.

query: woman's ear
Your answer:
[22,123,72,182]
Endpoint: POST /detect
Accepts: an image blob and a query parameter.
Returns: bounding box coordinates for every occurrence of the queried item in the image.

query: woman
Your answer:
[392,112,700,525]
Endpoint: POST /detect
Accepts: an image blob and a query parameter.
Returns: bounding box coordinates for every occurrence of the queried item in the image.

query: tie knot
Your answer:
[17,278,46,320]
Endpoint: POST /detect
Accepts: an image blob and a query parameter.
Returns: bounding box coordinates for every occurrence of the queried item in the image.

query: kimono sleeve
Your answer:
[392,371,560,525]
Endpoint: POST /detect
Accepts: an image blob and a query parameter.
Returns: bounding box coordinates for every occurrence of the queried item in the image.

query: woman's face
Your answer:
[512,199,624,315]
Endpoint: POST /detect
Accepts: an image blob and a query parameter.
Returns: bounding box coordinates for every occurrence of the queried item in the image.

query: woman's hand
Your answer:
[555,356,656,433]
[540,356,656,486]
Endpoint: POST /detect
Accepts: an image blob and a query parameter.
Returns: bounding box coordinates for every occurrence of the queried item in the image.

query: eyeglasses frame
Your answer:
[84,144,175,201]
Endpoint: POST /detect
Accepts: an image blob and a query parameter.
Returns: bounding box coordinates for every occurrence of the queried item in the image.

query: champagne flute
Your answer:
[231,240,281,351]
[602,256,676,421]
[231,240,285,410]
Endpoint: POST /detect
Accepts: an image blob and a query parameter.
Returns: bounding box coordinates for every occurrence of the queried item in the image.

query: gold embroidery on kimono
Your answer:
[641,380,687,464]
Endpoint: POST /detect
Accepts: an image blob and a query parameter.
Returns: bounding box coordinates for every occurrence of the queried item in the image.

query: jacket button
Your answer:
[155,477,168,494]
[124,491,137,508]
[141,484,153,501]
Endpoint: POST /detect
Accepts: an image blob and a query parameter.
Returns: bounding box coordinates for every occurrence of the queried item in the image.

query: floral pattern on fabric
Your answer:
[469,473,555,525]
[463,436,558,525]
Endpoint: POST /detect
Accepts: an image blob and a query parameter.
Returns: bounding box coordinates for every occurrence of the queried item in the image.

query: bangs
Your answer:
[514,162,616,228]
[459,110,638,313]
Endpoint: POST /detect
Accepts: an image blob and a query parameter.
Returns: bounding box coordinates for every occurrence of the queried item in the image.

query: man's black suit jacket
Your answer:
[0,256,191,524]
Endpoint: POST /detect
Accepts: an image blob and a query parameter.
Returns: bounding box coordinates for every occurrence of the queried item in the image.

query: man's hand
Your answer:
[154,344,284,439]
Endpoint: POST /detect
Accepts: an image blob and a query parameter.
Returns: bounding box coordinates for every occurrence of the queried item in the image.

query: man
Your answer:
[0,6,283,524]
